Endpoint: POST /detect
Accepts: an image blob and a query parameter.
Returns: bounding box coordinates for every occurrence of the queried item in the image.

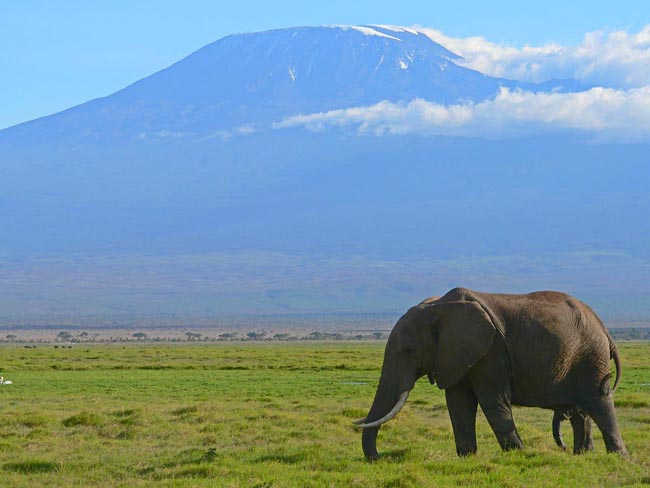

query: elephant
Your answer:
[354,287,627,459]
[552,407,595,453]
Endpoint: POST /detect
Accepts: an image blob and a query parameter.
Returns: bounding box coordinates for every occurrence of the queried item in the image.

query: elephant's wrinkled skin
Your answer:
[356,288,627,458]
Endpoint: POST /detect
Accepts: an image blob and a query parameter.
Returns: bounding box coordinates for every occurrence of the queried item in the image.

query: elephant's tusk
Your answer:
[352,417,367,425]
[353,390,410,429]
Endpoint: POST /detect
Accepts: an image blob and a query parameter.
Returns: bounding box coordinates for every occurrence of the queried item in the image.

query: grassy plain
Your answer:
[0,341,648,487]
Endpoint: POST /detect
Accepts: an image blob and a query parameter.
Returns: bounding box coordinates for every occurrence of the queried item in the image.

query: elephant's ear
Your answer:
[431,300,496,389]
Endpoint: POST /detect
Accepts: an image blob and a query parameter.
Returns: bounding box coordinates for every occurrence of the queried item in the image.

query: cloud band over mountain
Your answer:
[275,86,650,140]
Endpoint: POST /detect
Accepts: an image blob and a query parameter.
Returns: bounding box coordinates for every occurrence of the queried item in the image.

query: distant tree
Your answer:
[185,332,202,340]
[246,332,265,340]
[5,334,17,342]
[324,333,343,340]
[309,332,324,340]
[219,333,238,339]
[57,331,74,342]
[610,328,650,341]
[273,333,289,340]
[372,332,385,340]
[132,332,148,341]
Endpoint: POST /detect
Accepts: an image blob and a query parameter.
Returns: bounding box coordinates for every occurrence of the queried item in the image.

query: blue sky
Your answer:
[1,1,648,129]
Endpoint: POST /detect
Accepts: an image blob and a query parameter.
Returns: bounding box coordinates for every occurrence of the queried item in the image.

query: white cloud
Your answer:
[418,25,650,89]
[194,123,258,142]
[274,86,650,141]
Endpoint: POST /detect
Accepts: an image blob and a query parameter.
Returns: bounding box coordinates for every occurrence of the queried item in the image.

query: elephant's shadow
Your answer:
[372,448,409,462]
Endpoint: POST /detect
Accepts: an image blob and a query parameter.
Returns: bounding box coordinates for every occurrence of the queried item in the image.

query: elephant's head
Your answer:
[355,298,496,459]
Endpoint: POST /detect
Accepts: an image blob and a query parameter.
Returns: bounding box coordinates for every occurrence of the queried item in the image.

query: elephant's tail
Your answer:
[599,340,621,395]
[610,340,622,392]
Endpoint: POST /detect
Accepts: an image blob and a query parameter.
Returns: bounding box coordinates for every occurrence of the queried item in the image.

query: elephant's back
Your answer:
[481,291,610,407]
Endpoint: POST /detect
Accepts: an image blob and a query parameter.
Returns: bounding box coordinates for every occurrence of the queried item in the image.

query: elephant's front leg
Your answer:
[475,388,524,451]
[445,383,479,456]
[468,338,524,451]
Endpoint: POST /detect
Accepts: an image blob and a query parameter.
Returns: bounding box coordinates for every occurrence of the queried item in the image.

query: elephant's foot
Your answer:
[606,444,629,457]
[502,439,524,451]
[572,434,594,455]
[497,430,525,451]
[455,443,477,457]
[603,433,629,457]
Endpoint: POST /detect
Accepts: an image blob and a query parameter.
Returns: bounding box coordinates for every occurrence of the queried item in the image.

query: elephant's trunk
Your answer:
[358,386,410,460]
[362,426,380,460]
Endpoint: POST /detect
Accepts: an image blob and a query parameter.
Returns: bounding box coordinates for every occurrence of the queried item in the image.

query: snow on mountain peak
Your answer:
[370,24,422,36]
[330,25,402,41]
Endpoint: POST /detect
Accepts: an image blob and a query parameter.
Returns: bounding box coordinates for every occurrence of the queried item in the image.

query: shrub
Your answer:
[62,412,103,427]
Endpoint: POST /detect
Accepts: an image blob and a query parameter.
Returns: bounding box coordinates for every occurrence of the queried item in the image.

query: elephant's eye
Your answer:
[404,347,415,355]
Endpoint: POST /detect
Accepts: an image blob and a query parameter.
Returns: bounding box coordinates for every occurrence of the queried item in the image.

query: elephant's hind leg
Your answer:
[445,383,479,456]
[569,412,594,454]
[584,395,628,456]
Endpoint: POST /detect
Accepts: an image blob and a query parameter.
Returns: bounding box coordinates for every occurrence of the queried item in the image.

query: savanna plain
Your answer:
[0,341,649,487]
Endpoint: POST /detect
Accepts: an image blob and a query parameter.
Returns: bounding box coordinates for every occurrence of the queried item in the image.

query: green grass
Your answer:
[0,341,649,487]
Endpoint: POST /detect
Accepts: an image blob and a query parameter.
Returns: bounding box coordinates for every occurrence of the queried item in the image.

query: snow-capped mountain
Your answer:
[2,25,571,142]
